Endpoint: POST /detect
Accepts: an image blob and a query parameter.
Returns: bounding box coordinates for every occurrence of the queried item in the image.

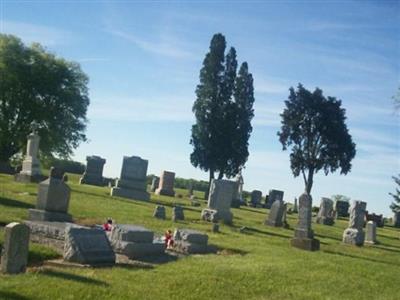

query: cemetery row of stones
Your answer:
[1,127,399,274]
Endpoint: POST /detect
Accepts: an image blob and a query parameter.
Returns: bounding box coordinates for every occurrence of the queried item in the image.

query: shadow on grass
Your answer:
[0,291,32,300]
[0,196,34,209]
[322,249,400,266]
[72,189,112,200]
[239,207,267,215]
[315,233,342,242]
[244,227,292,240]
[371,244,400,254]
[40,269,109,286]
[135,252,179,264]
[208,245,248,256]
[378,233,400,241]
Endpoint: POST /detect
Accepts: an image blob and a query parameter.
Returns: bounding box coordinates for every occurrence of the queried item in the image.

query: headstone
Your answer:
[266,189,284,209]
[172,229,208,254]
[109,224,165,259]
[342,200,367,246]
[293,197,298,213]
[153,205,166,219]
[15,123,43,183]
[150,176,159,192]
[291,193,320,251]
[265,200,285,227]
[335,200,350,218]
[64,225,115,265]
[79,155,106,186]
[212,223,219,233]
[230,181,241,208]
[250,190,262,207]
[365,211,384,227]
[282,203,288,227]
[155,171,175,197]
[1,222,30,274]
[393,211,400,228]
[365,221,377,244]
[0,161,15,175]
[172,206,184,221]
[110,156,150,201]
[188,182,194,197]
[316,198,335,225]
[201,179,234,224]
[28,167,72,222]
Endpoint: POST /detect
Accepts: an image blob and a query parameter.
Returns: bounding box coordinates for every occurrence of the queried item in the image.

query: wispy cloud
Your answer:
[0,20,75,46]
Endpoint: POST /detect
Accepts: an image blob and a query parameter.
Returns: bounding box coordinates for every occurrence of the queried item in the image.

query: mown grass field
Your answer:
[0,172,399,300]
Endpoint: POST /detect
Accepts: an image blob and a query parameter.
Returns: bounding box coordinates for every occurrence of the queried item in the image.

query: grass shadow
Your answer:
[239,207,267,215]
[208,244,248,256]
[245,227,292,239]
[0,196,34,209]
[378,233,400,241]
[40,269,109,286]
[0,291,32,300]
[134,252,179,264]
[322,249,400,267]
[315,233,342,242]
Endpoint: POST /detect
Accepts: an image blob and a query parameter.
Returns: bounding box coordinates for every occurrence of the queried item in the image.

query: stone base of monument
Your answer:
[172,229,208,254]
[342,228,365,246]
[24,221,72,254]
[15,173,46,183]
[231,198,241,208]
[79,176,104,186]
[201,209,233,224]
[28,209,72,222]
[155,188,175,197]
[265,219,283,227]
[316,217,335,226]
[291,237,320,251]
[111,187,150,201]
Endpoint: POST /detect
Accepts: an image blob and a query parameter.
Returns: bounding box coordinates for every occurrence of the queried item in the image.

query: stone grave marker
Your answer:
[79,155,106,186]
[266,189,284,209]
[365,221,377,244]
[155,171,176,197]
[316,198,335,225]
[342,200,367,246]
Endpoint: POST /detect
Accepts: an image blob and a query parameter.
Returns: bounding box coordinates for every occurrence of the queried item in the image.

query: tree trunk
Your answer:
[217,170,224,180]
[204,169,215,200]
[305,169,314,195]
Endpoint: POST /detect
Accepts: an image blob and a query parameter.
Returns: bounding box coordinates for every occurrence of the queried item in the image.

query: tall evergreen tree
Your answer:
[190,34,255,196]
[390,174,400,212]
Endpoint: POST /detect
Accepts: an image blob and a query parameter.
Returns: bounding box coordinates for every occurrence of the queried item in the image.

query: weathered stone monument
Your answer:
[172,206,184,221]
[28,167,72,222]
[111,156,150,201]
[173,229,208,254]
[1,222,30,274]
[15,123,43,183]
[293,197,298,213]
[291,193,320,251]
[64,225,115,265]
[342,200,367,246]
[155,171,175,197]
[365,212,384,227]
[316,198,335,225]
[335,200,350,217]
[109,224,165,259]
[201,179,234,224]
[266,189,284,209]
[265,200,285,227]
[365,221,377,244]
[153,205,166,219]
[250,190,262,207]
[394,211,400,228]
[79,155,106,186]
[150,176,160,192]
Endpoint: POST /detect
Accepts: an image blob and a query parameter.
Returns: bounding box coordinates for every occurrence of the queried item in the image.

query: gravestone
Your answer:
[365,221,377,244]
[316,198,335,225]
[1,222,30,274]
[172,206,184,221]
[394,211,400,228]
[153,205,166,219]
[172,229,208,254]
[15,124,43,183]
[293,197,298,213]
[201,179,234,224]
[79,155,106,186]
[28,167,72,222]
[335,200,350,218]
[250,190,262,207]
[282,203,288,227]
[111,156,150,201]
[265,200,285,227]
[230,181,241,208]
[291,193,320,251]
[266,189,284,209]
[155,171,176,197]
[342,200,367,246]
[365,212,384,227]
[64,225,115,265]
[109,224,165,259]
[150,176,160,192]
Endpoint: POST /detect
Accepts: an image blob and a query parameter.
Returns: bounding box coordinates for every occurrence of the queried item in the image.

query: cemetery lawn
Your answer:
[0,173,399,300]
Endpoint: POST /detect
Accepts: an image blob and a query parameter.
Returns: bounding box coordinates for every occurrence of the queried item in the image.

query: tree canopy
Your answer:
[190,33,255,186]
[0,34,89,162]
[277,84,356,194]
[390,174,400,212]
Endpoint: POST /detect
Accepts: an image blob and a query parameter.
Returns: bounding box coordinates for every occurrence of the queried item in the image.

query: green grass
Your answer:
[0,172,399,300]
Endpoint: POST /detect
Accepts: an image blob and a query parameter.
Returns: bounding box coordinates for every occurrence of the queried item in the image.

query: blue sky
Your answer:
[1,1,399,216]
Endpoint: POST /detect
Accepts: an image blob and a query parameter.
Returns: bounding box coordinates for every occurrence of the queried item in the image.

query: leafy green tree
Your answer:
[389,174,400,212]
[278,84,356,194]
[0,34,89,162]
[190,33,255,197]
[331,194,351,203]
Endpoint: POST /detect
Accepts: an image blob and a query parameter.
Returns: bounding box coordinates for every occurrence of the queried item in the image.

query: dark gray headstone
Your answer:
[265,200,285,227]
[250,190,262,207]
[266,189,284,209]
[393,211,400,228]
[79,155,106,186]
[172,206,184,221]
[153,205,166,219]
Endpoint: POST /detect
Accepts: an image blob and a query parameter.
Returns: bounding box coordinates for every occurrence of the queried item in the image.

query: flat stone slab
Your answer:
[113,241,165,259]
[28,209,72,222]
[173,241,208,254]
[174,229,208,245]
[24,221,71,240]
[291,238,320,251]
[110,224,154,243]
[110,187,150,201]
